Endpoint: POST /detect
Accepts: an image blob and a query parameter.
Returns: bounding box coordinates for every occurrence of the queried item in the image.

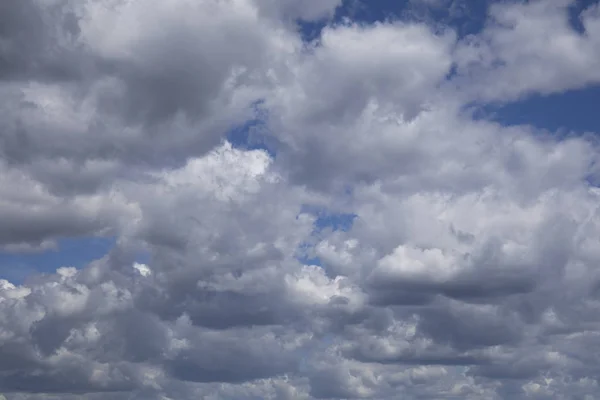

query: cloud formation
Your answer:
[2,0,600,399]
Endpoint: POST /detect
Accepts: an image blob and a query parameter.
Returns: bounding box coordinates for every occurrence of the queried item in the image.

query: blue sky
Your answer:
[487,84,600,132]
[0,237,116,282]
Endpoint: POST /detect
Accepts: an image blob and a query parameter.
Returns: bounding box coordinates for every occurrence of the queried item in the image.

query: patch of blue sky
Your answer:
[315,211,356,233]
[295,207,357,267]
[295,243,322,268]
[226,117,265,149]
[300,204,357,233]
[0,236,117,283]
[569,0,600,33]
[297,0,490,44]
[477,84,600,134]
[226,100,278,157]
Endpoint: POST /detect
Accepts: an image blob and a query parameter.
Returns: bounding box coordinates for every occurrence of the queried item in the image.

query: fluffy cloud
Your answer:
[453,0,600,102]
[2,0,600,399]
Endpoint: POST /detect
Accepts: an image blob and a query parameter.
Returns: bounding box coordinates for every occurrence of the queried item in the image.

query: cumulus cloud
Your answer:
[453,0,600,102]
[2,0,600,399]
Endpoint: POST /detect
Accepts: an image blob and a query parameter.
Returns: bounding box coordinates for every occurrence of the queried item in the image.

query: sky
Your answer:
[1,0,600,399]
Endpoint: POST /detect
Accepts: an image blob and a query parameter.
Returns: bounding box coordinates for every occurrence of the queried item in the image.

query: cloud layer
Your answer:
[2,0,600,399]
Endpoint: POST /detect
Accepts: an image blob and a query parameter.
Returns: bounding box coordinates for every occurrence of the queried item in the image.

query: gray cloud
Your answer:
[2,0,600,399]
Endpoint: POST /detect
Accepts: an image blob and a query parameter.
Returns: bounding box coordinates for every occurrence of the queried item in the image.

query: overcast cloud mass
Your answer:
[2,0,600,398]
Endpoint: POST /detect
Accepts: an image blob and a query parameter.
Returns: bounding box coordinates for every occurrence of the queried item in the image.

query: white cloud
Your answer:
[2,0,600,399]
[133,262,151,277]
[452,0,600,102]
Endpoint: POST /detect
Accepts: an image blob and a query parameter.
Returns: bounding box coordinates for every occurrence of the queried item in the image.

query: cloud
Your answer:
[0,0,299,197]
[254,0,342,22]
[266,21,456,189]
[452,0,600,102]
[0,162,135,251]
[2,0,600,399]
